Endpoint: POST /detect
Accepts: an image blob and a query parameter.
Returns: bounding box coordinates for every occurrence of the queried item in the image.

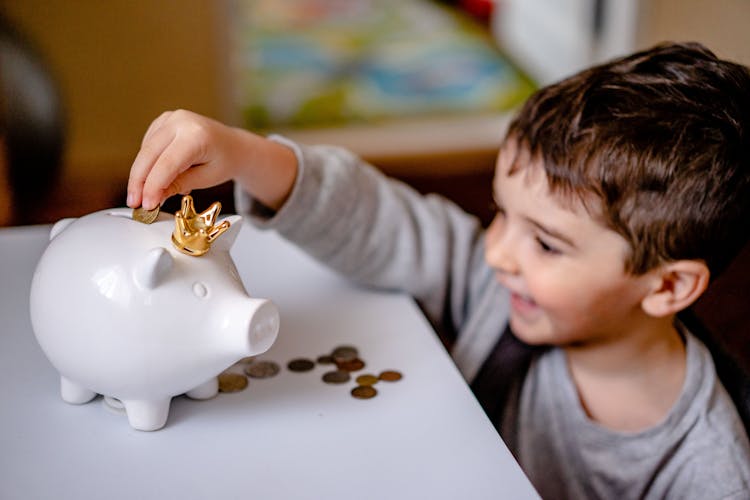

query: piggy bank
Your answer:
[29,196,280,431]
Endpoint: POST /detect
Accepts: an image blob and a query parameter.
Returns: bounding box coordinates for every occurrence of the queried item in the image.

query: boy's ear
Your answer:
[641,260,710,317]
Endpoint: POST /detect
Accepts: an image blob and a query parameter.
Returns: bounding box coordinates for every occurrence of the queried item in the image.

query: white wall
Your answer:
[494,0,750,85]
[638,0,750,65]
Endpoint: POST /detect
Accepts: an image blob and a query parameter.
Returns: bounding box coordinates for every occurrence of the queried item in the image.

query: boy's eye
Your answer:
[536,236,561,255]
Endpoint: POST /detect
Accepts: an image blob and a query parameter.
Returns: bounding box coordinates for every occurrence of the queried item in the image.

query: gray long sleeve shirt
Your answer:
[236,137,750,499]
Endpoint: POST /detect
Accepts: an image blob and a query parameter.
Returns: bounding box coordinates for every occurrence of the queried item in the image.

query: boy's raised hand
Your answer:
[127,109,297,212]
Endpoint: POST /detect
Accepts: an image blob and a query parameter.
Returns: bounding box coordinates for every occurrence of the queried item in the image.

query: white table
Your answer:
[0,222,538,500]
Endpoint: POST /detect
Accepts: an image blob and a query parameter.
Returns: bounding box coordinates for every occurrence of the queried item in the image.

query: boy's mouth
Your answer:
[510,291,539,317]
[494,273,541,318]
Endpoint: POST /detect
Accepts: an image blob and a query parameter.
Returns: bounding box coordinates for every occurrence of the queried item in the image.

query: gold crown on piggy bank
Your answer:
[171,195,230,257]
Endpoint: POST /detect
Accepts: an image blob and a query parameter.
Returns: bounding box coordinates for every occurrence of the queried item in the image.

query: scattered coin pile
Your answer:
[217,345,402,400]
[316,345,403,400]
[132,205,160,224]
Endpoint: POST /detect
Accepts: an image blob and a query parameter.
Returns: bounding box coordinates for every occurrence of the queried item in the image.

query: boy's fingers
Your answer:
[159,167,203,202]
[141,137,204,210]
[127,123,177,208]
[141,111,173,146]
[164,163,224,200]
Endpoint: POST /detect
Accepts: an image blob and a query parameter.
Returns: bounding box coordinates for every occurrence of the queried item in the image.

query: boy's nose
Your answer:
[484,216,519,275]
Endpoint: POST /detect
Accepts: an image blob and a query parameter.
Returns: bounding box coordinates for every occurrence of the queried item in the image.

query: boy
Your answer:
[127,42,750,498]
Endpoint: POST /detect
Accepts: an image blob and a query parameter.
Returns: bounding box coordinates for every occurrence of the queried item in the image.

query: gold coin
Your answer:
[244,360,280,379]
[355,374,379,386]
[336,358,365,372]
[218,372,248,392]
[351,385,377,399]
[132,205,160,224]
[287,358,315,372]
[379,370,403,382]
[322,370,351,384]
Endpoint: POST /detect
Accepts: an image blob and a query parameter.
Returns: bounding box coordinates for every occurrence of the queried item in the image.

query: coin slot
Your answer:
[107,211,135,219]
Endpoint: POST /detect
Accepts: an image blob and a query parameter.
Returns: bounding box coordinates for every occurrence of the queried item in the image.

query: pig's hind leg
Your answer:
[60,376,97,404]
[122,398,171,431]
[186,377,219,400]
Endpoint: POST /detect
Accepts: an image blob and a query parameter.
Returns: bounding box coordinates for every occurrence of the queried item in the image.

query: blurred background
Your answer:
[0,0,748,396]
[1,0,748,228]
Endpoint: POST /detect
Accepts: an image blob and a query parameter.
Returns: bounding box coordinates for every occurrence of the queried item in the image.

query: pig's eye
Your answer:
[192,282,209,298]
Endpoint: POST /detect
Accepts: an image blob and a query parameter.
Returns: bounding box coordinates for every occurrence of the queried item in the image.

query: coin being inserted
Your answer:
[132,205,160,224]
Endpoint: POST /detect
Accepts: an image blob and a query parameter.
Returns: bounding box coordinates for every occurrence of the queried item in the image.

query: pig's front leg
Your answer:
[60,376,97,404]
[122,398,172,431]
[186,377,218,400]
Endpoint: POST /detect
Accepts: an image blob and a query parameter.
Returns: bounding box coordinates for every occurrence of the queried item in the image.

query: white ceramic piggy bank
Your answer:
[29,196,280,431]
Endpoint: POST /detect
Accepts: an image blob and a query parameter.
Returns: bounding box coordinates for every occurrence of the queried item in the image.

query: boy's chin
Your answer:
[508,316,554,346]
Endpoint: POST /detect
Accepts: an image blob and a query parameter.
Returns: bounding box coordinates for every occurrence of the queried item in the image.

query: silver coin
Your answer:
[244,360,281,379]
[331,346,358,363]
[322,370,351,384]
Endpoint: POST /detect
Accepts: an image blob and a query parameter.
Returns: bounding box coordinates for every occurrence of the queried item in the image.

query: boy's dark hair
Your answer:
[505,41,750,277]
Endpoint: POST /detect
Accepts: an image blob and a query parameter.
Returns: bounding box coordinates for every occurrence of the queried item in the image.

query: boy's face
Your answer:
[485,144,654,347]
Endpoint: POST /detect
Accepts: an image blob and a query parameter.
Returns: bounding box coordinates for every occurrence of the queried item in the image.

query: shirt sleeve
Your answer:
[235,136,489,345]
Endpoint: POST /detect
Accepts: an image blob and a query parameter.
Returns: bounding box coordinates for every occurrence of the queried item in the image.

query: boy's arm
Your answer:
[125,110,491,342]
[238,137,489,338]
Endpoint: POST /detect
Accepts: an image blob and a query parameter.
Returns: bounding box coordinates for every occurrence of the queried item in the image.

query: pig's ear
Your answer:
[212,215,243,252]
[134,247,173,289]
[50,218,76,240]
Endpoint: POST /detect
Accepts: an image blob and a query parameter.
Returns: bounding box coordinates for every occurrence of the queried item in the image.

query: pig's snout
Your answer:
[243,298,279,356]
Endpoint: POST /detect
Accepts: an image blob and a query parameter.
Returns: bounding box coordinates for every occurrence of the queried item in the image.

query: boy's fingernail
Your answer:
[126,192,134,207]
